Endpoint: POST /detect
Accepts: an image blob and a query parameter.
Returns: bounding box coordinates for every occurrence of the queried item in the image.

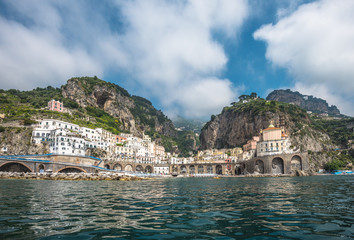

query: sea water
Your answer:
[0,176,353,239]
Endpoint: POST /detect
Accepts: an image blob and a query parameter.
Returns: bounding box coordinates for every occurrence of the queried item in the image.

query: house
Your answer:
[48,99,63,112]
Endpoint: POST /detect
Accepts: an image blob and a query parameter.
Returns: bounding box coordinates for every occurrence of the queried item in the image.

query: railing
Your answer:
[0,153,53,158]
[0,156,51,163]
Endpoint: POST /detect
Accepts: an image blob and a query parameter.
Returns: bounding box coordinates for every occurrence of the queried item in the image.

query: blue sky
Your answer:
[0,0,353,119]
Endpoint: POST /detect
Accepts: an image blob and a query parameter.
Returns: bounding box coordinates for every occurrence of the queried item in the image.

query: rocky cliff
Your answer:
[266,89,340,115]
[200,99,336,152]
[0,76,187,155]
[0,126,49,155]
[62,77,176,138]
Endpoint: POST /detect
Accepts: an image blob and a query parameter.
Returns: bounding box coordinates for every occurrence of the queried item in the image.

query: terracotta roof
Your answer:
[263,127,281,131]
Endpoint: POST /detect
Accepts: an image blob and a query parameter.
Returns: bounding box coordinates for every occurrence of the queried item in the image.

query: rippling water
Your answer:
[0,176,353,239]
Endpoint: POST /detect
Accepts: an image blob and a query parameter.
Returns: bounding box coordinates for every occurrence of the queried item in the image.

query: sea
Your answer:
[0,175,353,239]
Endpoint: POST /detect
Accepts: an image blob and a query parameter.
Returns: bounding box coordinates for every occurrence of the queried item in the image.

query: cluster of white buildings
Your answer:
[31,119,166,164]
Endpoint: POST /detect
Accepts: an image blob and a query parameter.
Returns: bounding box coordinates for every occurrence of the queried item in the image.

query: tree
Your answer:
[250,92,258,99]
[238,95,248,101]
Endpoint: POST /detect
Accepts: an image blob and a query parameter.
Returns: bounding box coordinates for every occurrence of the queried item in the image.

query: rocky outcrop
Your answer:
[200,111,277,149]
[0,126,49,155]
[61,77,176,138]
[267,89,340,115]
[62,78,139,134]
[199,99,335,152]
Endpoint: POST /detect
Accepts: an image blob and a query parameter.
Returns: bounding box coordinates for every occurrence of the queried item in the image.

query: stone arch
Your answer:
[38,164,45,173]
[136,165,144,172]
[215,165,222,175]
[255,160,264,174]
[180,165,187,174]
[0,162,32,173]
[125,164,133,172]
[172,166,178,173]
[291,155,302,171]
[236,167,242,175]
[145,165,153,173]
[104,164,110,170]
[206,165,213,174]
[57,167,86,173]
[189,165,196,174]
[113,163,122,171]
[198,165,204,174]
[272,157,284,174]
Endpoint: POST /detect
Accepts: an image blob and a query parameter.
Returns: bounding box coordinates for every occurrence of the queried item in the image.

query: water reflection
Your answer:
[0,176,353,239]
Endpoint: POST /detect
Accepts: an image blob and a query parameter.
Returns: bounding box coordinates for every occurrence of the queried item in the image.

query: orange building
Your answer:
[48,99,63,112]
[261,125,282,141]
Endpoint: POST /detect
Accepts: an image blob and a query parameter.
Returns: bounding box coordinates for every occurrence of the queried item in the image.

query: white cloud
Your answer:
[0,0,248,118]
[254,0,354,116]
[175,78,237,118]
[0,16,102,90]
[114,0,248,118]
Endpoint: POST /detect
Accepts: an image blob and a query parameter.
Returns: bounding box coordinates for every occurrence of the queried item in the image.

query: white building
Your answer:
[154,164,170,175]
[256,124,294,157]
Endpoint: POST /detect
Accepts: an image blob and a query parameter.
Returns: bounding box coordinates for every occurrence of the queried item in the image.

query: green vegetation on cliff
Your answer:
[311,117,354,149]
[0,76,197,156]
[323,150,354,171]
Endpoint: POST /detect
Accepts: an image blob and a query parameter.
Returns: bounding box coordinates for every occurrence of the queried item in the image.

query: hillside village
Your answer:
[0,83,353,175]
[24,98,300,174]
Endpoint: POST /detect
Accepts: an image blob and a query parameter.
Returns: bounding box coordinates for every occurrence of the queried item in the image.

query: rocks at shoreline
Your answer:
[243,169,316,177]
[0,171,144,181]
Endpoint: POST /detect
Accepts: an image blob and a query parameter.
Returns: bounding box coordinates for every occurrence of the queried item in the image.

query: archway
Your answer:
[190,165,195,174]
[136,165,144,172]
[58,167,85,173]
[172,166,178,173]
[125,164,133,172]
[0,162,32,173]
[206,165,213,174]
[215,165,222,175]
[145,165,153,173]
[291,155,302,171]
[255,160,264,174]
[104,164,110,170]
[38,164,45,173]
[113,163,122,171]
[198,165,204,174]
[272,157,284,174]
[180,165,187,174]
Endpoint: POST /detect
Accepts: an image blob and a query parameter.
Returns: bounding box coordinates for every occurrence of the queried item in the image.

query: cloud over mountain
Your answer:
[0,0,248,118]
[254,0,354,116]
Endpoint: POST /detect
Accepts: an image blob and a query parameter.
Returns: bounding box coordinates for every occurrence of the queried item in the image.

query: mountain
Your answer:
[0,76,197,155]
[62,77,176,138]
[200,98,354,171]
[200,98,330,151]
[266,89,341,116]
[172,116,205,133]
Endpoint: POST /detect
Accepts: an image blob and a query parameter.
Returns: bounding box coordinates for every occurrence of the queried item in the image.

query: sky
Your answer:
[0,0,353,119]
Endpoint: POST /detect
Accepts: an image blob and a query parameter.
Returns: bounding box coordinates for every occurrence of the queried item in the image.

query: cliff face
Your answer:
[0,127,49,155]
[62,77,176,137]
[266,89,340,115]
[200,99,335,152]
[200,111,289,149]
